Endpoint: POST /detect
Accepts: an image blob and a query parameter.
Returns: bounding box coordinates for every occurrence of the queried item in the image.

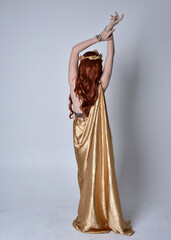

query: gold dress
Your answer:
[72,82,135,236]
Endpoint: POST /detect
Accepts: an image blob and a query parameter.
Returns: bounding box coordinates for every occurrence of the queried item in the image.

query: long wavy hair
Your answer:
[68,50,103,119]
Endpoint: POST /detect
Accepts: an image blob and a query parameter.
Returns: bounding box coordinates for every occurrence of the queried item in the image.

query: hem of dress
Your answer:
[72,219,135,236]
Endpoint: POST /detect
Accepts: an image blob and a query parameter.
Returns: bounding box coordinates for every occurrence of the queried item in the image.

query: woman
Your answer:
[68,11,135,236]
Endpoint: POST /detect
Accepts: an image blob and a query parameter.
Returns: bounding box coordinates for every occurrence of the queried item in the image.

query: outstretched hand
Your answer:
[108,11,124,30]
[99,11,124,41]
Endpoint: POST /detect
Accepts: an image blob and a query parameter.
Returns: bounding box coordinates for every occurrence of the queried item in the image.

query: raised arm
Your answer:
[100,33,115,92]
[107,27,115,57]
[68,27,114,84]
[101,11,124,92]
[72,26,114,54]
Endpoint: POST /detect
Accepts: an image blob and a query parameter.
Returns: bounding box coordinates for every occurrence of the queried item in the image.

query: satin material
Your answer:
[72,83,135,236]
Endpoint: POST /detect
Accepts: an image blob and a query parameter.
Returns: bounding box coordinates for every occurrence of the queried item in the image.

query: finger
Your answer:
[119,14,124,21]
[111,16,117,22]
[114,15,119,21]
[116,14,119,20]
[111,13,117,19]
[111,13,117,17]
[115,11,119,18]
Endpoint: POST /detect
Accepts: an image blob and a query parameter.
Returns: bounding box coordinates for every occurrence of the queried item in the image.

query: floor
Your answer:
[0,166,170,240]
[0,204,170,240]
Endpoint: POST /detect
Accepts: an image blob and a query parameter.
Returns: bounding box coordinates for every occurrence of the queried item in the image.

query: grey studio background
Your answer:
[0,0,170,240]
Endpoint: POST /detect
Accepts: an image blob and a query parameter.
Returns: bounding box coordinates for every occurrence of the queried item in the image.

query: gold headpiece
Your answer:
[79,49,103,61]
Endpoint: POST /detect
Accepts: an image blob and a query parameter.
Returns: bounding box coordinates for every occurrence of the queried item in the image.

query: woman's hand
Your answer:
[99,25,115,41]
[108,11,124,30]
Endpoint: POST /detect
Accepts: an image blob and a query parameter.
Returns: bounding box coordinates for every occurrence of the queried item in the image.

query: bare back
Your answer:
[69,80,83,114]
[69,79,106,121]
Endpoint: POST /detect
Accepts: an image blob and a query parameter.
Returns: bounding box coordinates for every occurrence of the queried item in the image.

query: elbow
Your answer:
[70,46,76,56]
[72,46,77,52]
[71,46,79,55]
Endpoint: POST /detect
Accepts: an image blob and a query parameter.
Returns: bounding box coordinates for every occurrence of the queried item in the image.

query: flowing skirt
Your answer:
[72,83,135,236]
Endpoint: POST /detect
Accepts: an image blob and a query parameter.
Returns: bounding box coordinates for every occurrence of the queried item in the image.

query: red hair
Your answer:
[68,50,103,119]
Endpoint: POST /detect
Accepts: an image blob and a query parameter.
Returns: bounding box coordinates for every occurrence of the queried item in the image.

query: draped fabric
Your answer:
[72,82,135,236]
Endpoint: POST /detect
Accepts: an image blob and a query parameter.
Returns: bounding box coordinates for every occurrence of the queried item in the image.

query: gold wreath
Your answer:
[79,49,103,61]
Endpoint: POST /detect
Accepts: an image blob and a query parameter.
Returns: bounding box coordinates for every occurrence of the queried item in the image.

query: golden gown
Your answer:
[72,82,135,236]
